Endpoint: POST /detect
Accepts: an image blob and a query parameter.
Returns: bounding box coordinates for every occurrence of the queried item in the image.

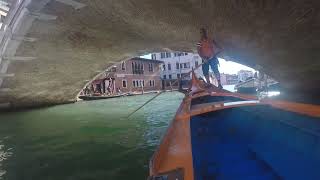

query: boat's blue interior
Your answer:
[190,105,320,180]
[191,95,245,106]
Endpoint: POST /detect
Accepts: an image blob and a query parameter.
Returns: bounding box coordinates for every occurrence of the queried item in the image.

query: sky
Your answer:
[218,58,255,74]
[140,54,255,74]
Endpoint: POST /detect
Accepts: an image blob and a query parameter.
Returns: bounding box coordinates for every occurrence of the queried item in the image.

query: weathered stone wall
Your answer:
[0,0,319,109]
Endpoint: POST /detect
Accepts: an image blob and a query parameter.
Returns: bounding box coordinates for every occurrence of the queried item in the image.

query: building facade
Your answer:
[237,70,254,82]
[151,52,203,80]
[82,57,163,95]
[151,52,207,89]
[221,73,239,85]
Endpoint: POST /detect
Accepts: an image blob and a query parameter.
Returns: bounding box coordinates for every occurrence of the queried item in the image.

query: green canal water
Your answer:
[0,92,184,180]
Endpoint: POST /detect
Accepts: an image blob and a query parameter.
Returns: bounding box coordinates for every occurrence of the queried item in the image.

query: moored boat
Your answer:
[78,94,125,101]
[148,72,320,180]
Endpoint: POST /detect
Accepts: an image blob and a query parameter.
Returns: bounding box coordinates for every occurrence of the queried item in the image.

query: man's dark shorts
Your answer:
[202,56,219,76]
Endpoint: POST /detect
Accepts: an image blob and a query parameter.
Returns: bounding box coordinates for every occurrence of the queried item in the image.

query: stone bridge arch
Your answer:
[0,0,319,109]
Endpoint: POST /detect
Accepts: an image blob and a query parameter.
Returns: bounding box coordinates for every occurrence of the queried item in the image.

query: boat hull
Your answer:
[78,94,124,101]
[149,92,320,180]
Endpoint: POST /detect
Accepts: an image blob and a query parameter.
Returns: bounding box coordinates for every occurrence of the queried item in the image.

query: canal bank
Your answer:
[0,92,183,180]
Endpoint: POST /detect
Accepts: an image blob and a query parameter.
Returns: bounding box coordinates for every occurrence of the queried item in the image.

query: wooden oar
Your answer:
[127,91,163,118]
[127,61,206,118]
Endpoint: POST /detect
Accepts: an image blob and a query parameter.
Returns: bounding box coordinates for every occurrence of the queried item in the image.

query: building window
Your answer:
[165,52,171,58]
[133,80,144,87]
[176,62,179,69]
[163,75,166,79]
[108,66,117,72]
[174,52,178,57]
[151,54,157,60]
[168,63,171,70]
[133,62,137,74]
[132,61,144,74]
[149,63,154,72]
[135,80,144,87]
[121,61,126,70]
[183,62,190,68]
[180,64,183,69]
[177,74,181,78]
[195,61,199,67]
[139,63,142,74]
[149,80,156,87]
[169,75,172,79]
[141,63,144,74]
[185,52,188,55]
[162,64,166,71]
[160,52,166,59]
[122,80,127,88]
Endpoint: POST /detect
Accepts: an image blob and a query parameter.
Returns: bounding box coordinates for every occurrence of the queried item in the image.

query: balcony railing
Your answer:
[133,69,144,75]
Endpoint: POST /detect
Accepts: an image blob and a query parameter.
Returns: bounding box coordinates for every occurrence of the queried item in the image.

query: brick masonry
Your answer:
[87,57,163,95]
[114,58,163,93]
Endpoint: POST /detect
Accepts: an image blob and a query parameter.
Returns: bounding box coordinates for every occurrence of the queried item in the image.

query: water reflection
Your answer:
[138,93,183,148]
[0,138,13,179]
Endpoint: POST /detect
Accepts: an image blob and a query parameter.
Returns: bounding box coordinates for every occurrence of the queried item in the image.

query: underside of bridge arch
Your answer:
[0,0,319,109]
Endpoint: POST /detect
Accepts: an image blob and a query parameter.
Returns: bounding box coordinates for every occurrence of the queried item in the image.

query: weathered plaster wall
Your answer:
[0,0,319,109]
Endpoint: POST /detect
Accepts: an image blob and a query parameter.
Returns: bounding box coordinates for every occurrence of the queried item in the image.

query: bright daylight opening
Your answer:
[77,51,280,101]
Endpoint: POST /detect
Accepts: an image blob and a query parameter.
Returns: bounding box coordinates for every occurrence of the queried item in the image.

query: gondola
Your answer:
[148,72,320,180]
[78,94,125,101]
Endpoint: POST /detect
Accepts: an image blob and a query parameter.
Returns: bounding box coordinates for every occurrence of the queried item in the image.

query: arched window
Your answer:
[149,63,154,72]
[122,80,127,88]
[160,52,166,59]
[132,62,135,74]
[134,62,137,74]
[121,61,126,70]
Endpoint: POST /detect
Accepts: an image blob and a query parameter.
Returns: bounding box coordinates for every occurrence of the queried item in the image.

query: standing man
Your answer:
[197,28,223,89]
[84,86,90,95]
